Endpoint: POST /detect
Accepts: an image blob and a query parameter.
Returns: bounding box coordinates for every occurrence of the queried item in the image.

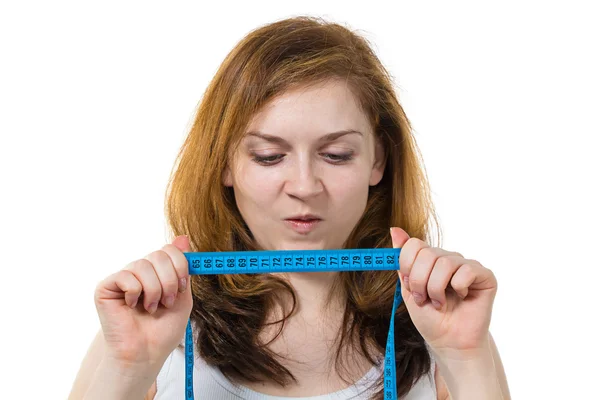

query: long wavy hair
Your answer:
[164,15,442,399]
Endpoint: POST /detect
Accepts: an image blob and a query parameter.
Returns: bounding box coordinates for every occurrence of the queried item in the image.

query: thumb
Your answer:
[389,227,410,250]
[172,234,191,253]
[172,235,192,292]
[390,227,411,294]
[171,235,193,310]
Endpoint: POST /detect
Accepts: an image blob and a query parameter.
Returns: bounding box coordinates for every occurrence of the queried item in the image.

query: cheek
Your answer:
[325,167,370,203]
[236,164,280,201]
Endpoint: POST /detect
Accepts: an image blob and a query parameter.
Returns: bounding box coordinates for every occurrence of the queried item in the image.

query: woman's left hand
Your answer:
[390,227,498,359]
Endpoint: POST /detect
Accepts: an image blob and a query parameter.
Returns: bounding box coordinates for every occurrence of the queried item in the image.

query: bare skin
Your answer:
[70,79,509,399]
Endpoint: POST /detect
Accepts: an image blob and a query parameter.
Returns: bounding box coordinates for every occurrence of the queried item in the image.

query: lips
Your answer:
[284,215,322,234]
[285,214,322,221]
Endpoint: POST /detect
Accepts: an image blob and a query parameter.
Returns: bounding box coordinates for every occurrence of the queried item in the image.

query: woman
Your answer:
[70,16,510,399]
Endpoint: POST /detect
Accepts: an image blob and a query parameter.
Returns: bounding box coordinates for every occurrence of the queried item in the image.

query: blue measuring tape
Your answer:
[183,248,402,399]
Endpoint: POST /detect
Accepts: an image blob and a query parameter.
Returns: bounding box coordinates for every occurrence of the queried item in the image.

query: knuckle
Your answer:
[161,243,178,253]
[126,258,153,272]
[419,247,436,260]
[116,269,130,279]
[95,276,108,291]
[437,256,454,270]
[104,271,122,285]
[407,237,424,247]
[147,250,172,267]
[450,271,462,284]
[93,280,105,299]
[461,263,475,276]
[112,270,126,285]
[119,272,140,292]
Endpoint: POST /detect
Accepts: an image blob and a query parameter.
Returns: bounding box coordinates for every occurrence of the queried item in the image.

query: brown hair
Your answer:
[165,15,442,399]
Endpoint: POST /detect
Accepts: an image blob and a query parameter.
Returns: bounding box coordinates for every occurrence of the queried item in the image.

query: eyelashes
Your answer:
[250,152,354,166]
[251,154,284,165]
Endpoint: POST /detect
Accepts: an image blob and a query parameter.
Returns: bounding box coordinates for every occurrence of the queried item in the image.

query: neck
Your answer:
[250,271,379,396]
[261,271,348,371]
[273,271,345,317]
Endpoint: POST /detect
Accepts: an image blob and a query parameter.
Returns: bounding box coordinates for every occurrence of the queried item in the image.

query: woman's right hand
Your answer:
[93,235,194,373]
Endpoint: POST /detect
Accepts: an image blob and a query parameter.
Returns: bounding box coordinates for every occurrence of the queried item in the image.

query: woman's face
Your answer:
[223,79,385,251]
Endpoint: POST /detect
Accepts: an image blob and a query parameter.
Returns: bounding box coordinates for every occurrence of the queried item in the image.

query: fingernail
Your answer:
[179,278,187,292]
[148,302,158,314]
[130,298,138,309]
[431,299,442,310]
[164,295,175,308]
[412,292,424,305]
[403,276,409,289]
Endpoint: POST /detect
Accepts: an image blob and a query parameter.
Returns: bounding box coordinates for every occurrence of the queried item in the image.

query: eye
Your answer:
[250,152,354,166]
[251,154,284,166]
[322,153,354,163]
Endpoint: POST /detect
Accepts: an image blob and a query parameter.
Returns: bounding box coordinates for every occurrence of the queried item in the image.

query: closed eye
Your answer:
[251,154,284,165]
[250,152,354,166]
[321,153,353,163]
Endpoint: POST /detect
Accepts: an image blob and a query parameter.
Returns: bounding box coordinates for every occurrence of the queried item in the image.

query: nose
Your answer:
[284,156,324,200]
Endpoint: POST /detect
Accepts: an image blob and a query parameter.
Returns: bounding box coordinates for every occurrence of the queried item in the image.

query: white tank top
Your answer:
[155,321,437,400]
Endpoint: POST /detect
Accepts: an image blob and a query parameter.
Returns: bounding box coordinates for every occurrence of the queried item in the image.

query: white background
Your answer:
[1,1,598,398]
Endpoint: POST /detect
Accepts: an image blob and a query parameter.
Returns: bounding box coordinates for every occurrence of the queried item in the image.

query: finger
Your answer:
[426,255,464,309]
[145,250,179,310]
[95,270,142,309]
[163,235,191,293]
[390,227,411,291]
[450,261,497,298]
[169,260,194,315]
[409,247,451,305]
[395,237,429,293]
[124,259,162,314]
[390,227,410,250]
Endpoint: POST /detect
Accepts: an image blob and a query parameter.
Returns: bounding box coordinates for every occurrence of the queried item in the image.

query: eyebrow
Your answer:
[244,129,363,145]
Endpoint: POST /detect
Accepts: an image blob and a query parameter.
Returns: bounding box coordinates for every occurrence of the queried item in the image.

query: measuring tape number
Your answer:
[183,247,403,399]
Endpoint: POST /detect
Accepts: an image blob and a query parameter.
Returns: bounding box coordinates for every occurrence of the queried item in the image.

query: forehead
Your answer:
[245,79,372,138]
